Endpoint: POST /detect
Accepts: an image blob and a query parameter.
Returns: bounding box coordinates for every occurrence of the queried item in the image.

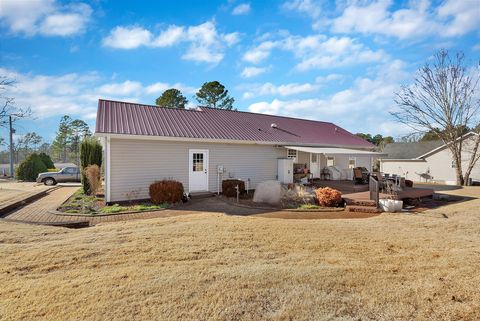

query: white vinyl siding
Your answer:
[109,138,284,201]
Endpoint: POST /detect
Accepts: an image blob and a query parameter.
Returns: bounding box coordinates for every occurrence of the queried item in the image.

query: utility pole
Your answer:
[9,115,15,179]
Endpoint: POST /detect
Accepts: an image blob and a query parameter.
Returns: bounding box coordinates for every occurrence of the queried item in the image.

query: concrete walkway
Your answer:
[0,180,53,210]
[1,186,201,226]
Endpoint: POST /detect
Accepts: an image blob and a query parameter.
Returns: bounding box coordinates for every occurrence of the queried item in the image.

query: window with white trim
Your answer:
[287,149,297,161]
[348,157,356,169]
[311,153,318,163]
[326,156,335,166]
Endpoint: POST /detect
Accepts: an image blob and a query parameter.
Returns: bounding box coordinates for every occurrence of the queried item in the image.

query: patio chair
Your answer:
[353,168,367,185]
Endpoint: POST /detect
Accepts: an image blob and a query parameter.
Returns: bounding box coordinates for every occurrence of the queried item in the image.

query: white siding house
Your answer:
[95,99,382,202]
[380,132,480,185]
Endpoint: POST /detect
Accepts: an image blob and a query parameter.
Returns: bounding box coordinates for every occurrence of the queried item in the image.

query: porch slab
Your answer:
[343,187,435,201]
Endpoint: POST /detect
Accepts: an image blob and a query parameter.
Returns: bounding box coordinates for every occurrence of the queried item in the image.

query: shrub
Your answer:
[222,179,245,197]
[315,187,342,207]
[149,180,184,204]
[405,180,413,188]
[15,153,48,181]
[38,153,55,169]
[80,137,102,195]
[84,165,101,196]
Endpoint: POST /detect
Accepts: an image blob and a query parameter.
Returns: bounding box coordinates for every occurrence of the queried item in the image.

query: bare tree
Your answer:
[0,76,31,127]
[392,50,480,185]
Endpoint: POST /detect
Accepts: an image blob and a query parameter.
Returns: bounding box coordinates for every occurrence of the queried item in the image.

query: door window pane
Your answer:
[193,153,204,172]
[348,158,356,169]
[327,156,335,166]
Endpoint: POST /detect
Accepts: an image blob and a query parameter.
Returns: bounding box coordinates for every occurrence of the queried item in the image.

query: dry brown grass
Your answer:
[1,187,480,320]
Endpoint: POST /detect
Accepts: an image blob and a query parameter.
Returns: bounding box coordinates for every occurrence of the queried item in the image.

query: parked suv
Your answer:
[36,167,81,185]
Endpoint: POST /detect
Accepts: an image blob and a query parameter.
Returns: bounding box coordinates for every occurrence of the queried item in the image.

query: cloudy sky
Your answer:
[1,0,479,145]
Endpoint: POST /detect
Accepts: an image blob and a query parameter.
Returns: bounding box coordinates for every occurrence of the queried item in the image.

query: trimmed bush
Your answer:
[15,153,48,181]
[315,187,342,207]
[84,165,101,196]
[149,180,184,204]
[38,153,54,169]
[222,179,245,197]
[80,137,103,195]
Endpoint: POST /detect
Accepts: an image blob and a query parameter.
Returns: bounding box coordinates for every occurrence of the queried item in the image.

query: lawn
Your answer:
[1,187,479,320]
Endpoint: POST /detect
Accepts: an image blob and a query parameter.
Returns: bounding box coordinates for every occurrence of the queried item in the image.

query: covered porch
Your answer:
[283,146,385,183]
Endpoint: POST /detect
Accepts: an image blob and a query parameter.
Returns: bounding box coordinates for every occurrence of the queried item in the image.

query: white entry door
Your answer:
[310,153,320,178]
[189,149,209,192]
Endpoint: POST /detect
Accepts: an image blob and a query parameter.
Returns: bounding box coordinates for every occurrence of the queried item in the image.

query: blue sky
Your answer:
[1,0,479,147]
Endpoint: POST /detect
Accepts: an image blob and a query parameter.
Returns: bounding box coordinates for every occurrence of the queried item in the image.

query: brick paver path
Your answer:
[1,187,199,226]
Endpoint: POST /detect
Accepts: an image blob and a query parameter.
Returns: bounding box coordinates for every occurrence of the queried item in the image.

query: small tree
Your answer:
[38,152,55,169]
[393,50,480,185]
[15,153,47,181]
[155,88,188,109]
[84,165,101,196]
[80,137,102,194]
[195,81,235,110]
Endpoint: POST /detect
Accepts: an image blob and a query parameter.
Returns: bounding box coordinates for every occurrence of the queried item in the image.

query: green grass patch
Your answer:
[297,204,320,209]
[100,204,127,214]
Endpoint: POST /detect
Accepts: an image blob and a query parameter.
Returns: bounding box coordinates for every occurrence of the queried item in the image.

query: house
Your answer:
[95,99,383,202]
[380,132,480,185]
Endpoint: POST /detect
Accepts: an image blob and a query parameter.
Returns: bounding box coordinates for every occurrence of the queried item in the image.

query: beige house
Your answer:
[380,132,480,185]
[95,100,382,203]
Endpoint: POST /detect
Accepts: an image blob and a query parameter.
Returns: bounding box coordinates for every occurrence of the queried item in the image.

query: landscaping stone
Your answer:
[253,180,282,205]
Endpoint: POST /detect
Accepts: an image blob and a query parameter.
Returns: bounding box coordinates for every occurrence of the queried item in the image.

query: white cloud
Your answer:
[242,41,276,64]
[240,66,269,78]
[242,82,319,99]
[437,0,480,37]
[102,21,239,64]
[0,0,91,37]
[144,82,197,95]
[240,74,341,99]
[98,81,143,96]
[247,60,411,136]
[282,0,321,19]
[102,26,153,49]
[242,33,386,70]
[232,3,251,15]
[152,25,184,47]
[331,0,480,40]
[0,68,198,122]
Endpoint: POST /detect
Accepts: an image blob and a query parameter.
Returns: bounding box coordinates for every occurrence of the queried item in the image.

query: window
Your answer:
[326,156,335,166]
[287,149,297,161]
[192,153,204,172]
[311,153,318,163]
[348,157,356,169]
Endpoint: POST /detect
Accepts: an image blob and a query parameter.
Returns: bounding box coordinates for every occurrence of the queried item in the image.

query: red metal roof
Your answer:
[95,99,374,148]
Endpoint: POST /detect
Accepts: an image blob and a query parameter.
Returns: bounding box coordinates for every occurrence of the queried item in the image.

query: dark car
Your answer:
[36,167,81,185]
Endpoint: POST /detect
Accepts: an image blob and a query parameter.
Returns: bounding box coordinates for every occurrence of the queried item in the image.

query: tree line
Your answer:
[155,80,235,110]
[0,115,91,165]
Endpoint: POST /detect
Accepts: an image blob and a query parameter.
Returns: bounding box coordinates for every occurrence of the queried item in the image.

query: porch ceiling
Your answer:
[284,146,386,156]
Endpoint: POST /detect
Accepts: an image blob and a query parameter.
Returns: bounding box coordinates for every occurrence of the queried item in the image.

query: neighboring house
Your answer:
[95,99,382,202]
[380,132,480,185]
